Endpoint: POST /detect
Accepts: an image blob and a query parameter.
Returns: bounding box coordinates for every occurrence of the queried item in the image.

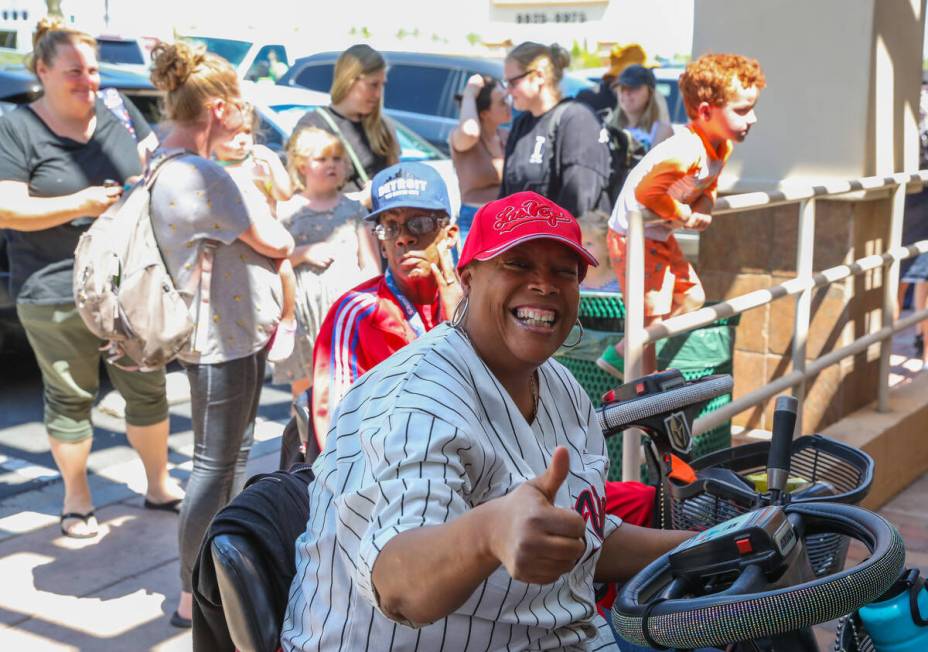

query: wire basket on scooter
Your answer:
[663,434,874,578]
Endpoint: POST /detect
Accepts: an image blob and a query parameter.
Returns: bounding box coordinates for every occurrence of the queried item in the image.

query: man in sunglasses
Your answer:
[308,162,462,448]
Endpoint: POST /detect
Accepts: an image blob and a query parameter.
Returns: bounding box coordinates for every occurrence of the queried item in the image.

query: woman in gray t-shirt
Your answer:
[148,41,295,628]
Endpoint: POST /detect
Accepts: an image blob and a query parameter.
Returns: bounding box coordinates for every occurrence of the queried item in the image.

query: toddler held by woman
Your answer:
[213,105,299,362]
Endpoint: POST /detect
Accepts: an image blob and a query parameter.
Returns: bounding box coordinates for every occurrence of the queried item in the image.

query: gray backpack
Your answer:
[73,149,213,371]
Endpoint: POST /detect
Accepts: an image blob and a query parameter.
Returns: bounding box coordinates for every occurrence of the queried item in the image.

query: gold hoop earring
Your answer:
[561,319,584,349]
[450,296,469,329]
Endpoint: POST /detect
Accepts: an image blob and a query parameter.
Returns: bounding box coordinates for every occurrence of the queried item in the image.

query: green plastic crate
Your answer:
[557,292,739,481]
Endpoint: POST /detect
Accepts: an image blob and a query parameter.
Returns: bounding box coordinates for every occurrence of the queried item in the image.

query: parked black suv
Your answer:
[278,51,592,154]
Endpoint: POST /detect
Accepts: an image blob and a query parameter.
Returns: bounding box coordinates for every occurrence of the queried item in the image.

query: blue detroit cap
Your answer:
[366,162,451,221]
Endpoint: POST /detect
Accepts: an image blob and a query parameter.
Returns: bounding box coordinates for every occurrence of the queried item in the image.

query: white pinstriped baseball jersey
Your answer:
[281,323,622,651]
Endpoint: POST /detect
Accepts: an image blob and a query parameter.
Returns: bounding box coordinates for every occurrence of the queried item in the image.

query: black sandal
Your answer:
[59,511,98,539]
[169,610,192,628]
[143,498,183,514]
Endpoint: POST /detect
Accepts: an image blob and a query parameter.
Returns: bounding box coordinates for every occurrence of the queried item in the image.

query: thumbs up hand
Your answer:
[487,447,587,584]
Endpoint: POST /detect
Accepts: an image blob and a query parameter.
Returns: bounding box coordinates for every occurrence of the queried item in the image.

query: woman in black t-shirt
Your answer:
[500,42,612,218]
[0,19,182,539]
[292,44,399,205]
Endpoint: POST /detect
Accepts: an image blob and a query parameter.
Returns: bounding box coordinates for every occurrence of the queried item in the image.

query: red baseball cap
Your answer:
[457,192,598,280]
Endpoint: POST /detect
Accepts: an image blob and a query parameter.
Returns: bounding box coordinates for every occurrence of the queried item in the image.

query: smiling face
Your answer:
[699,76,760,143]
[461,239,581,374]
[36,38,100,116]
[378,207,458,285]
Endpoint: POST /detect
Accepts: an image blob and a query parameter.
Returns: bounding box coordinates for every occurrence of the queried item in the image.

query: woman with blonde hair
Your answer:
[500,41,612,218]
[0,17,182,539]
[293,44,399,205]
[272,126,380,398]
[147,40,295,627]
[609,64,673,152]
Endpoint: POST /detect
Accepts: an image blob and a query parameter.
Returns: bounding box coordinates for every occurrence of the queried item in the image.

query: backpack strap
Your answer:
[142,148,192,190]
[313,107,370,186]
[144,148,217,357]
[542,101,574,196]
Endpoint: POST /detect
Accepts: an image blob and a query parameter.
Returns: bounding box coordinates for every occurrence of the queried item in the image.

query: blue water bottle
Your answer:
[858,568,928,651]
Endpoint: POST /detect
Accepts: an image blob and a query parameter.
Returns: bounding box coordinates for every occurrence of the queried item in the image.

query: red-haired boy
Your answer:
[597,53,765,379]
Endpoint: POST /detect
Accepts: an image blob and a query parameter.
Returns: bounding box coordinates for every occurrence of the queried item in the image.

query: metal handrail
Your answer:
[621,170,928,482]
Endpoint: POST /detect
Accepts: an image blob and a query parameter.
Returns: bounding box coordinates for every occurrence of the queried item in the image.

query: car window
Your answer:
[245,45,289,82]
[393,121,443,162]
[384,64,455,117]
[122,92,162,126]
[0,29,17,49]
[98,40,145,66]
[293,64,334,93]
[256,114,285,153]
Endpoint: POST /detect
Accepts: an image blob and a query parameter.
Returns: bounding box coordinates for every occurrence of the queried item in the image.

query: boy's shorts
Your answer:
[607,229,701,318]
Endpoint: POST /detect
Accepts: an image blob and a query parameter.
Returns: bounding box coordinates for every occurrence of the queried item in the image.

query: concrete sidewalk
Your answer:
[0,400,287,651]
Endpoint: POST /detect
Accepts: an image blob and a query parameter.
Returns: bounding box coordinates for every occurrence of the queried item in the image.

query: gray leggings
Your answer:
[178,350,266,591]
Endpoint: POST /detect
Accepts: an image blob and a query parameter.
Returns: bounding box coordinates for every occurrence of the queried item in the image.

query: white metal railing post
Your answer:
[622,210,645,481]
[790,199,816,434]
[878,183,907,412]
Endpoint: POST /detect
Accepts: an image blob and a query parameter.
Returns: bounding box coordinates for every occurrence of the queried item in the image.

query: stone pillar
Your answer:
[692,0,925,431]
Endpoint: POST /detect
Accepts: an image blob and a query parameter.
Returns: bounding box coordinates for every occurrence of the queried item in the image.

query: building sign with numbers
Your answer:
[491,0,608,25]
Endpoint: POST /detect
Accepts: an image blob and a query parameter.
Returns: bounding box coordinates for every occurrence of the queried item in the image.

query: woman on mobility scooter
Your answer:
[280,192,694,651]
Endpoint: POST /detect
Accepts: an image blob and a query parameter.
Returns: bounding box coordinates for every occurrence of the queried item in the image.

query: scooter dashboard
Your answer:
[669,506,798,586]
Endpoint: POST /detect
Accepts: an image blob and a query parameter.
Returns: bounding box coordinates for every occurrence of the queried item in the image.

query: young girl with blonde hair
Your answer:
[273,126,380,397]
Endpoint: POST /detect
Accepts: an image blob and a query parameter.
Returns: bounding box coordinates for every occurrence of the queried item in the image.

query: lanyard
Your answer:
[384,269,426,338]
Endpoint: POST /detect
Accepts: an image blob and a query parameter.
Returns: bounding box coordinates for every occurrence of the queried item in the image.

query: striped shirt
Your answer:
[609,123,732,242]
[282,323,621,651]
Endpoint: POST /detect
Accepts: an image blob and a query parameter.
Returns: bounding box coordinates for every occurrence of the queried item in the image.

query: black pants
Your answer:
[178,350,266,591]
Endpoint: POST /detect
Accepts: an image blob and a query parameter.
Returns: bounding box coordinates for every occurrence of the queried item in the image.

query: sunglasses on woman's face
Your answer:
[374,214,448,241]
[503,69,535,88]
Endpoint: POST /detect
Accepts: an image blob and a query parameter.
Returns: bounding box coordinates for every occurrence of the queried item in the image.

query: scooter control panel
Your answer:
[669,506,797,584]
[601,369,687,405]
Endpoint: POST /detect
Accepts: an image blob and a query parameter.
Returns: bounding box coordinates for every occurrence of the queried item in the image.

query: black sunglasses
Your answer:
[504,69,536,87]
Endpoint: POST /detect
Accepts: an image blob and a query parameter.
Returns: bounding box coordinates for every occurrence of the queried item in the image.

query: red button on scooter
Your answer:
[735,537,753,555]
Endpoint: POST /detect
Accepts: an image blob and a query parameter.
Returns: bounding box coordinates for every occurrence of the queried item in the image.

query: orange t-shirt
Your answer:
[608,123,732,242]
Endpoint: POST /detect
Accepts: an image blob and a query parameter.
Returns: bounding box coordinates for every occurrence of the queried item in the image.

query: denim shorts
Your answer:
[902,252,928,283]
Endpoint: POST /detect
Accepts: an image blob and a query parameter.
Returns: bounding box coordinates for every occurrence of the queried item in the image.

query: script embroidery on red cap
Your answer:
[493,199,571,234]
